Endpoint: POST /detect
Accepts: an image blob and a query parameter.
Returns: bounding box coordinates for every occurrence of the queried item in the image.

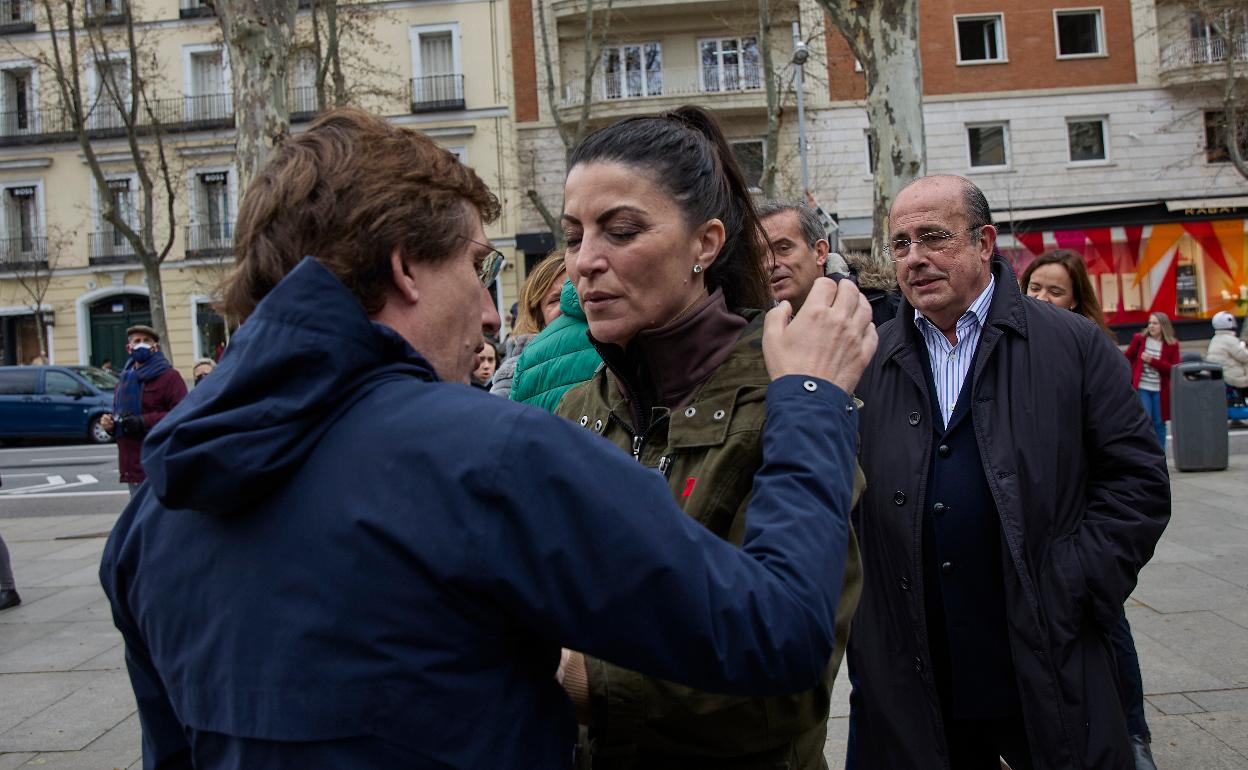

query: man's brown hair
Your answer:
[221,108,501,322]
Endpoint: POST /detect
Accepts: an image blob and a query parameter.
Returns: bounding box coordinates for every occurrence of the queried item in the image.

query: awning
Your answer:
[1164,196,1248,211]
[992,201,1155,223]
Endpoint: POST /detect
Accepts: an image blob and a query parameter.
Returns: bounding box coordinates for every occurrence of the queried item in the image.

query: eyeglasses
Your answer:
[884,226,983,261]
[460,236,506,286]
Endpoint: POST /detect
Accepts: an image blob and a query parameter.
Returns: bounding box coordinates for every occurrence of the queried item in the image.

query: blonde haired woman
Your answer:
[491,253,566,398]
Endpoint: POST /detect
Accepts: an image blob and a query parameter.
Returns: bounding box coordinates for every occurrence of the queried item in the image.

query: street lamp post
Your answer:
[791,21,809,196]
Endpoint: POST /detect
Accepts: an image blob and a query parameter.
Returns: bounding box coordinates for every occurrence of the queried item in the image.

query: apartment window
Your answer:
[1055,9,1104,57]
[410,24,463,110]
[290,49,318,115]
[1205,110,1248,164]
[0,66,34,135]
[90,57,129,130]
[864,130,876,174]
[85,0,124,20]
[602,43,663,100]
[956,15,1006,63]
[195,299,227,362]
[1067,117,1108,162]
[102,178,136,244]
[185,47,229,120]
[967,123,1009,168]
[1,0,35,29]
[730,140,764,190]
[193,171,232,249]
[3,184,38,253]
[700,37,761,92]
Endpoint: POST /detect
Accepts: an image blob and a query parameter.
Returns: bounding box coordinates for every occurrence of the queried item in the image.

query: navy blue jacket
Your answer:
[100,258,860,769]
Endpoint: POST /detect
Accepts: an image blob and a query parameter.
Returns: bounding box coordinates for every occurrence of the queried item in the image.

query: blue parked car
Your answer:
[0,365,118,444]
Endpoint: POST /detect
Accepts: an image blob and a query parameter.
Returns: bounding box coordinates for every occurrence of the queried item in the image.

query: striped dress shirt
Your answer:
[913,276,996,429]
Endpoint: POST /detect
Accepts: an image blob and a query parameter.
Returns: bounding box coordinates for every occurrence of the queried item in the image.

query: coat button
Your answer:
[684,407,697,418]
[941,561,955,575]
[893,491,906,506]
[908,411,921,426]
[578,415,589,426]
[900,576,911,591]
[914,656,924,672]
[713,409,726,421]
[932,502,947,516]
[938,444,951,458]
[803,380,818,392]
[593,419,603,431]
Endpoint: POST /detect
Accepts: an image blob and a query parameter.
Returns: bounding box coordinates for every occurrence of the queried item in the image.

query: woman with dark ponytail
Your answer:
[554,106,863,769]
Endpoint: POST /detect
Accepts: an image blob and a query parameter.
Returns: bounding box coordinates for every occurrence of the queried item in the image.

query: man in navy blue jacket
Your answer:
[99,108,878,769]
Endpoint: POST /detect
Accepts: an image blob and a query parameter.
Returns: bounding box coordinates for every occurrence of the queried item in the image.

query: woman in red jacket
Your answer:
[1124,312,1180,450]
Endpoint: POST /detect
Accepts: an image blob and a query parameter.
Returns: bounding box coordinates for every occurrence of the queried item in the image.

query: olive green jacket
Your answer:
[556,311,864,770]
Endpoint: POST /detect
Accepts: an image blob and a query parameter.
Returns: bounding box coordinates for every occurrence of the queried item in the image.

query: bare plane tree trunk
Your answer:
[211,0,298,192]
[819,0,925,264]
[1215,8,1248,179]
[759,0,780,198]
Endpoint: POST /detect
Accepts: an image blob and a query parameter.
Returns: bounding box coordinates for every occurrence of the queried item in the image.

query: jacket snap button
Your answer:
[900,576,911,591]
[578,416,589,426]
[803,380,818,392]
[932,502,947,516]
[941,561,955,575]
[938,444,951,458]
[684,407,697,418]
[893,491,906,506]
[593,419,603,431]
[713,409,725,421]
[908,411,920,426]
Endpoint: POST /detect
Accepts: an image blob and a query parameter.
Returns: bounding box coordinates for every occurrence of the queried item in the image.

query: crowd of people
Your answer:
[84,104,1199,770]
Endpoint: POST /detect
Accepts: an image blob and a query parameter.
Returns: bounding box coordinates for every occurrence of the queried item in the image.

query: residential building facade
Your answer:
[0,0,521,369]
[512,0,1248,329]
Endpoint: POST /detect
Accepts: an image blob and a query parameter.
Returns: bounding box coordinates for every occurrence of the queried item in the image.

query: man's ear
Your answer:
[815,238,829,267]
[694,218,727,273]
[979,224,998,264]
[389,246,420,305]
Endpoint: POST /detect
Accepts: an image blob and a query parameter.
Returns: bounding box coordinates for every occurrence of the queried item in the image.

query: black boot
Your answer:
[0,588,19,611]
[1130,734,1158,770]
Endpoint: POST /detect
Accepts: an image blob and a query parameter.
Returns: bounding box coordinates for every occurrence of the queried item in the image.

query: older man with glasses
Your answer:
[846,174,1170,770]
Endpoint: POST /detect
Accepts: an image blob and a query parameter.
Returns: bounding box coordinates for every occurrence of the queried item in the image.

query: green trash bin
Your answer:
[1171,362,1228,472]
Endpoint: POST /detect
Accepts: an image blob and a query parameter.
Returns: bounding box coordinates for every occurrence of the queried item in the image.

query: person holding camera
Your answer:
[101,325,187,495]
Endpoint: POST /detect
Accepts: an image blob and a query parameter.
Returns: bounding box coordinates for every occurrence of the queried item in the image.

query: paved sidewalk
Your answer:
[2,456,1248,769]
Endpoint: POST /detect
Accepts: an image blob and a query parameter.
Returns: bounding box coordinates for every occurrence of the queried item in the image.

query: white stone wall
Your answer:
[806,85,1248,223]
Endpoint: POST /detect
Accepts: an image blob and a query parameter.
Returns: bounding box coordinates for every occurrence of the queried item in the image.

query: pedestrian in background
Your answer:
[555,106,867,769]
[192,358,216,387]
[1125,312,1181,451]
[1206,311,1248,402]
[491,252,565,399]
[472,338,500,389]
[1022,248,1158,770]
[100,325,187,495]
[508,278,600,412]
[0,491,18,610]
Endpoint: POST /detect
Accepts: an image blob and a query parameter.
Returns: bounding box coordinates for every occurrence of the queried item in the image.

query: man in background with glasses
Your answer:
[846,175,1169,770]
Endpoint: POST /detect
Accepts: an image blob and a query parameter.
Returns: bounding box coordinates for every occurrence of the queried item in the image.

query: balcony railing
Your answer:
[560,64,762,108]
[185,222,233,259]
[0,236,47,270]
[83,0,126,25]
[0,92,234,146]
[410,74,465,113]
[0,0,34,33]
[179,0,214,18]
[1161,34,1248,70]
[89,230,137,265]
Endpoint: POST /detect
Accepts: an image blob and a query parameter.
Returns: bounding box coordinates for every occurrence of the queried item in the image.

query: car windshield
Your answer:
[70,366,118,390]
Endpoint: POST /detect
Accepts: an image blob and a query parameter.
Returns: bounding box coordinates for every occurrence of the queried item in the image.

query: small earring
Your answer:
[692,264,703,274]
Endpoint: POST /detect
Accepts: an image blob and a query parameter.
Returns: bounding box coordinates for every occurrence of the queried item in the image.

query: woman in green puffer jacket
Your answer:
[509,279,602,413]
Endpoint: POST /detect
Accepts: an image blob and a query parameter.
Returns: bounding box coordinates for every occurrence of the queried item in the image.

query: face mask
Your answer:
[131,344,154,364]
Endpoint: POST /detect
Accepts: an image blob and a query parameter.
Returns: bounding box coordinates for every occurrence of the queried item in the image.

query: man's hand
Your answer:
[100,413,114,433]
[763,277,877,394]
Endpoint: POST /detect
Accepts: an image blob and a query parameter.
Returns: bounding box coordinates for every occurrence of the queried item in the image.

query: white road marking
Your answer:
[0,490,128,499]
[28,456,114,463]
[0,474,99,495]
[0,444,101,454]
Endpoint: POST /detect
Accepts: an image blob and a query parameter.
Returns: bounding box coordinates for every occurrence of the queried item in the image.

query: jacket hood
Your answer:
[559,279,585,321]
[142,257,437,515]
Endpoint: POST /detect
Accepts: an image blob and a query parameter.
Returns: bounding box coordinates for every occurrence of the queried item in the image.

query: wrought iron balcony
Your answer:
[0,93,234,146]
[179,0,214,18]
[185,222,233,260]
[410,74,465,113]
[89,230,138,265]
[0,0,35,34]
[83,0,126,25]
[289,85,319,123]
[559,64,762,109]
[1160,34,1248,77]
[0,235,47,270]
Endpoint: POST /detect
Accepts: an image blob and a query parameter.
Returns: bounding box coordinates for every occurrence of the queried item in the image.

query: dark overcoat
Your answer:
[849,259,1170,769]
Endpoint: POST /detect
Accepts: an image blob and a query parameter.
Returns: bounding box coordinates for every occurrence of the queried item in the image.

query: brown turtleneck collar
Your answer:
[592,289,748,424]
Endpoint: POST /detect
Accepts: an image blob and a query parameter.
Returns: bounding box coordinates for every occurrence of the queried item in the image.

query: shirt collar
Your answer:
[913,275,996,337]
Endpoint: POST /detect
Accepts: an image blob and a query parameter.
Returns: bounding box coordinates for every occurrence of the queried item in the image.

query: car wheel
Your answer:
[89,415,113,444]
